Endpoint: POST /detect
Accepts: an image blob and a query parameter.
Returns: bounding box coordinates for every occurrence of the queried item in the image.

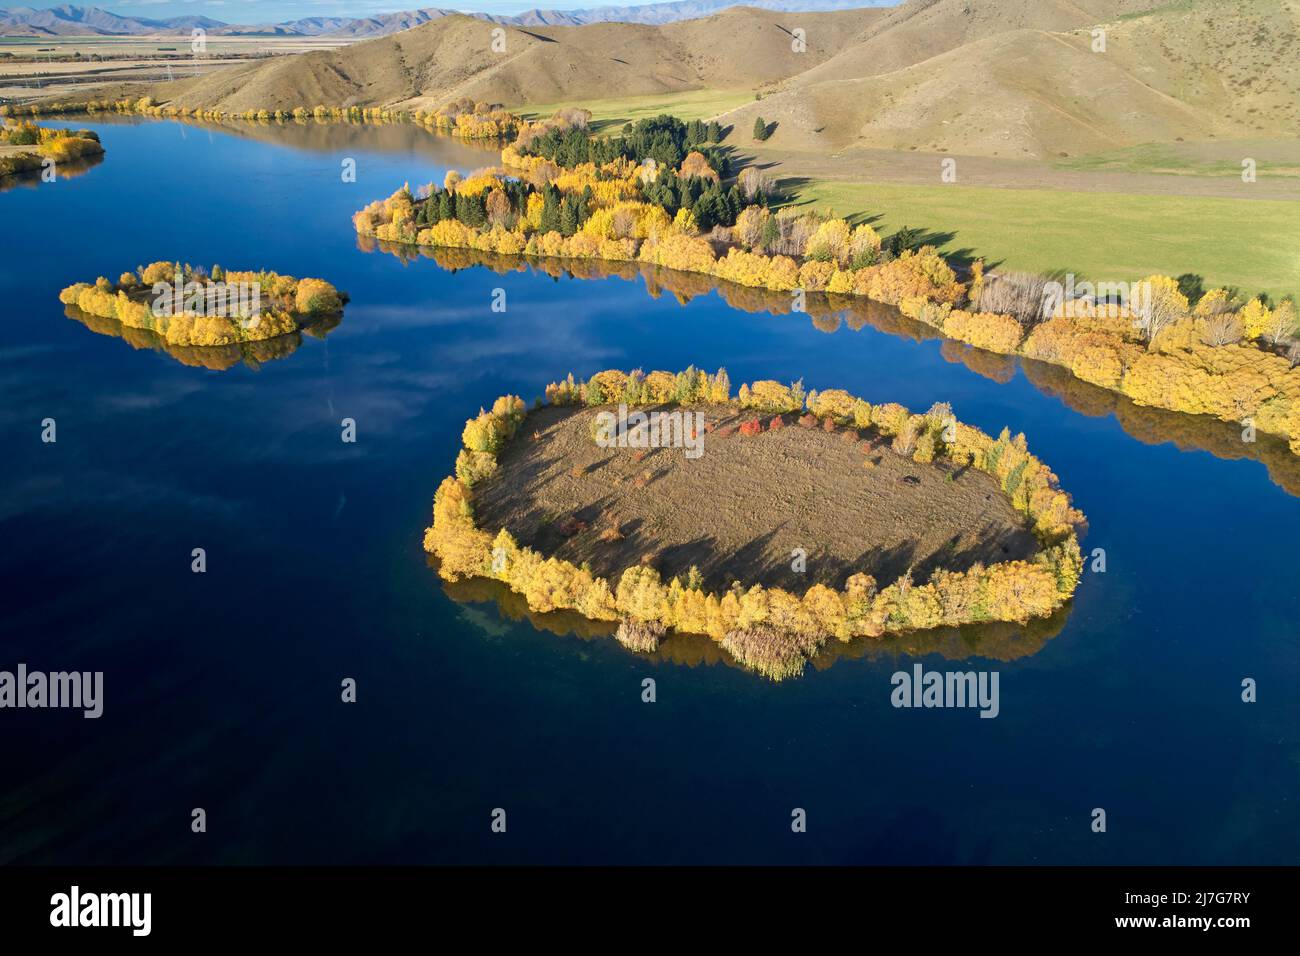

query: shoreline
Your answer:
[357,218,1300,458]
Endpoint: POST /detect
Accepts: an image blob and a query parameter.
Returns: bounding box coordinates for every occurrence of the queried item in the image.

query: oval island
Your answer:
[59,262,347,350]
[426,368,1086,680]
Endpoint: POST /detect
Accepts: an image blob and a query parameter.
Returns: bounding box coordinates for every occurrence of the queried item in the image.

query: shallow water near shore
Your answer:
[1,116,1298,864]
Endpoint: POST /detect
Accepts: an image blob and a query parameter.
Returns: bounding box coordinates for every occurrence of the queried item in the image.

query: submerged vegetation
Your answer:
[357,106,1300,457]
[59,262,346,349]
[425,368,1085,681]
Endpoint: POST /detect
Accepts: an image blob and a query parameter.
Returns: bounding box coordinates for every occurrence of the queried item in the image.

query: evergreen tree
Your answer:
[539,186,562,234]
[559,194,579,236]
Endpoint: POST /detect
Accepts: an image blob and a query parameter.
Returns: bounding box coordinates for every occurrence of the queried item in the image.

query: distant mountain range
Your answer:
[0,2,892,38]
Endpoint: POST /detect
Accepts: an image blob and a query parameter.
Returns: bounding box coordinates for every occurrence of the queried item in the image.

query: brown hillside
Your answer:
[725,0,1300,158]
[148,7,885,113]
[778,0,1172,85]
[98,0,1300,160]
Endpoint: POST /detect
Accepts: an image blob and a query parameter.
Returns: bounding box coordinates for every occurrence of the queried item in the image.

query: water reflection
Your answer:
[63,303,342,371]
[363,238,1300,498]
[0,153,104,192]
[439,561,1071,676]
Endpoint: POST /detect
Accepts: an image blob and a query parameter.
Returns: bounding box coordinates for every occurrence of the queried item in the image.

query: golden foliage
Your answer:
[423,368,1085,680]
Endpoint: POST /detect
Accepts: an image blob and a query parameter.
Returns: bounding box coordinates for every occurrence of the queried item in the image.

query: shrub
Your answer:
[463,411,505,453]
[768,416,784,430]
[739,419,763,436]
[738,379,802,414]
[455,449,497,487]
[807,388,857,423]
[616,619,665,652]
[943,309,1025,354]
[558,516,588,537]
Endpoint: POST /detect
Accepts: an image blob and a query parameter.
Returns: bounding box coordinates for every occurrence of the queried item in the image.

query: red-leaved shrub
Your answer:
[739,419,762,437]
[558,517,588,537]
[769,416,784,430]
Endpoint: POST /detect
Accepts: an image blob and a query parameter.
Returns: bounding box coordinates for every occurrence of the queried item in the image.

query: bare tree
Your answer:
[1264,300,1298,346]
[738,166,774,201]
[769,209,817,258]
[610,206,636,240]
[1200,311,1243,347]
[976,271,1050,328]
[1134,283,1187,349]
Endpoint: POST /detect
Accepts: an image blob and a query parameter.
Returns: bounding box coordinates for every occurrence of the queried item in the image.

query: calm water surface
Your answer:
[1,117,1297,864]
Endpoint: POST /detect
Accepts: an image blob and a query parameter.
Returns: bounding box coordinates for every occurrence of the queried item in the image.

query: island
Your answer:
[0,120,103,179]
[59,262,347,349]
[425,367,1085,680]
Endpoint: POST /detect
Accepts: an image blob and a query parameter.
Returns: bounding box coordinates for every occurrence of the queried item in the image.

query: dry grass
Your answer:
[472,404,1038,594]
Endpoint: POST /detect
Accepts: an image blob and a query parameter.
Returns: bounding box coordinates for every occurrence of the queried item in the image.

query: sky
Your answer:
[0,1,649,23]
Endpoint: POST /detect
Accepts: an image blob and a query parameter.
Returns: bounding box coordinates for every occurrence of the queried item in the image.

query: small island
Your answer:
[59,262,347,349]
[426,368,1085,680]
[0,120,103,179]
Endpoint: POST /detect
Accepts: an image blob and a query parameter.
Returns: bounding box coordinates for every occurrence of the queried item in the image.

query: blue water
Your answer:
[1,117,1297,864]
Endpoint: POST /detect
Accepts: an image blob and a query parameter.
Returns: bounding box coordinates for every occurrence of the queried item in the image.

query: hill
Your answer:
[723,0,1300,157]
[36,0,1300,162]
[0,2,893,38]
[143,8,887,113]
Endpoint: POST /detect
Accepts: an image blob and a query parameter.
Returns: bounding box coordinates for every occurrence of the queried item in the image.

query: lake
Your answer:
[1,116,1297,864]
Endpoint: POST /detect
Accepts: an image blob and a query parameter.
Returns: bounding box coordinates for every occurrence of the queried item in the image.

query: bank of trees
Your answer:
[518,113,729,175]
[353,104,1300,456]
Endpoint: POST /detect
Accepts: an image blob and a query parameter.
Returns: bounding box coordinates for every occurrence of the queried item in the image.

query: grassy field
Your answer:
[791,179,1299,302]
[517,89,753,133]
[1051,142,1300,178]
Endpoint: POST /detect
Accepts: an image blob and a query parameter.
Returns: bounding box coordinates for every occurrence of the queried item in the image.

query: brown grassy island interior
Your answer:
[475,403,1038,595]
[426,368,1085,681]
